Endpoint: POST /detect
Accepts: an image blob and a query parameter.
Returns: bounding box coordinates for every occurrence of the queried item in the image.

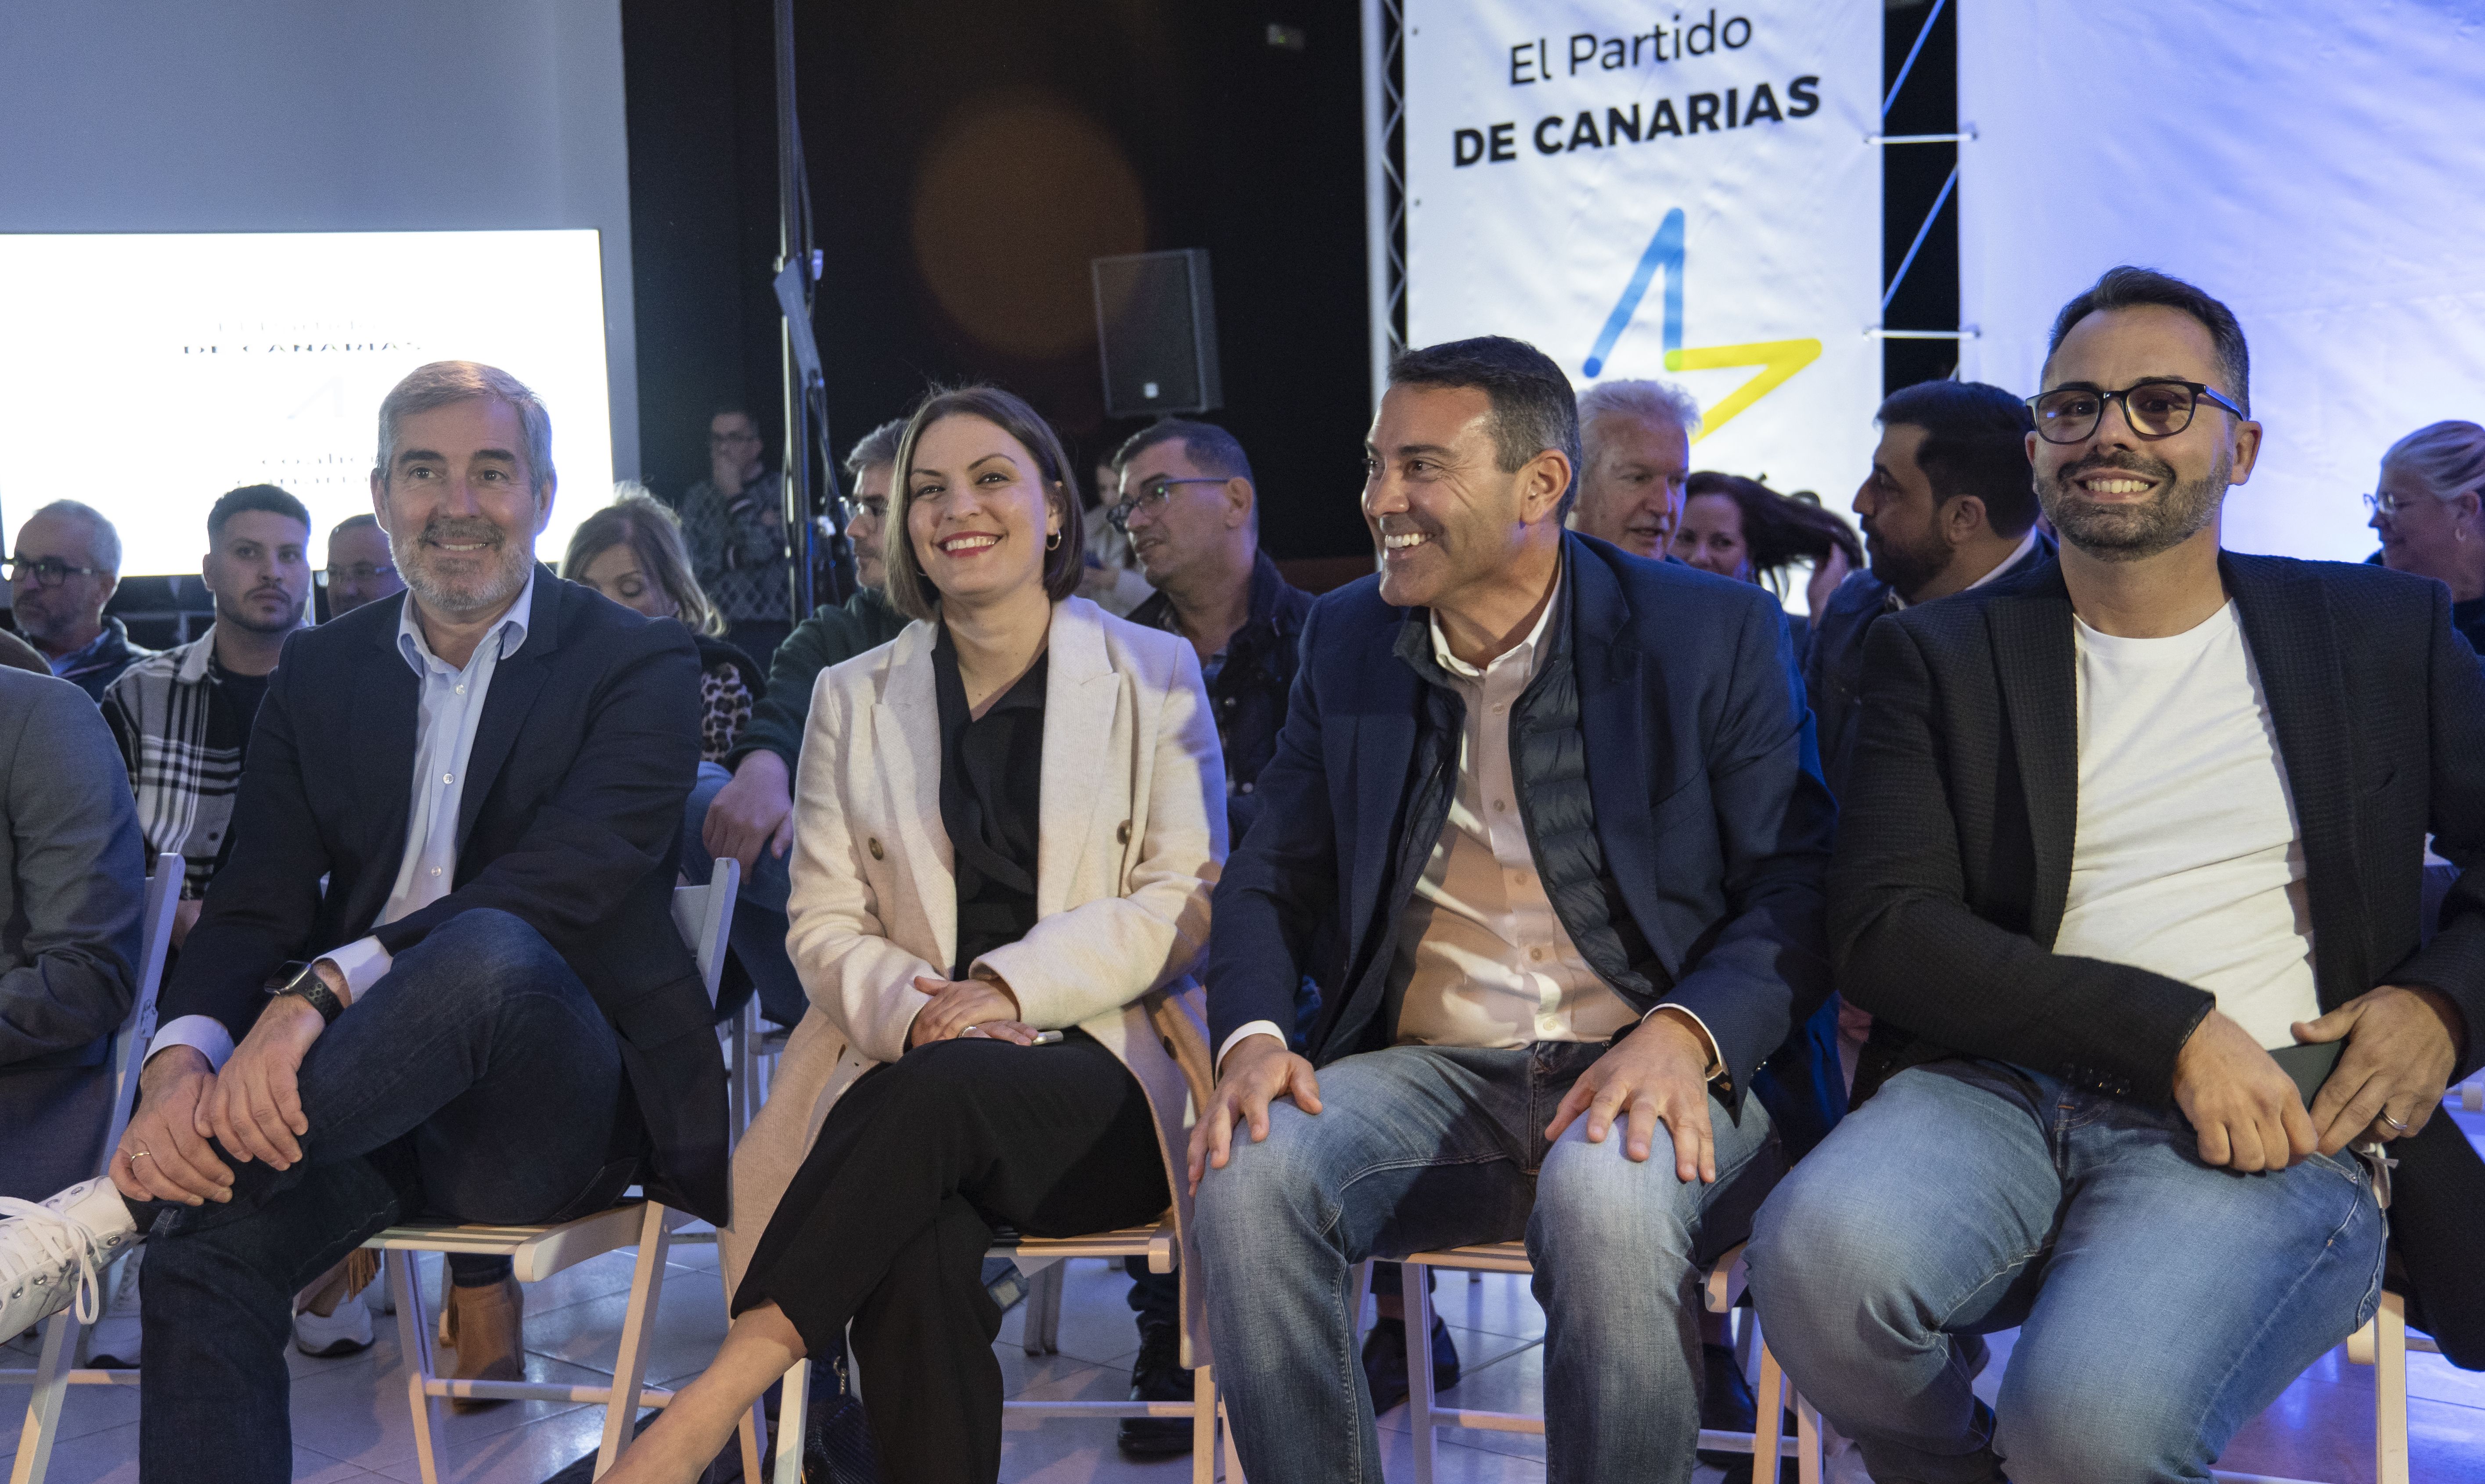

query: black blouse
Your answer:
[931,625,1048,980]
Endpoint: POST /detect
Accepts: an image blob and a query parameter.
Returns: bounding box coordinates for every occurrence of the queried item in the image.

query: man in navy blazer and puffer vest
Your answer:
[1187,337,1839,1484]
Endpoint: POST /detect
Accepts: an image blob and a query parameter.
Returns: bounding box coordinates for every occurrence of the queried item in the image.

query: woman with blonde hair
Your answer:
[602,385,1225,1484]
[2368,419,2485,652]
[563,486,766,760]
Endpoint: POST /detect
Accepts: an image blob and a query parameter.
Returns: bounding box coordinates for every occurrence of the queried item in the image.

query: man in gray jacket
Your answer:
[0,665,146,1198]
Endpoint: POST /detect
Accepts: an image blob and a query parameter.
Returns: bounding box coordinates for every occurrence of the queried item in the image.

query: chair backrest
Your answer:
[670,856,741,1007]
[95,854,184,1176]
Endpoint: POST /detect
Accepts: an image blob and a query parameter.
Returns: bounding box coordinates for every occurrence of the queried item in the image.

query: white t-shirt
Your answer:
[2051,601,2321,1049]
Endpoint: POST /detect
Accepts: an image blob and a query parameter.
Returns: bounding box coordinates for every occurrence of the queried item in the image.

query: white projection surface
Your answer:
[1959,1,2485,562]
[0,230,612,577]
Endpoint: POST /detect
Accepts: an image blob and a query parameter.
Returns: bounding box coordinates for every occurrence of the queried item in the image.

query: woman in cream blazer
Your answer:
[606,386,1224,1484]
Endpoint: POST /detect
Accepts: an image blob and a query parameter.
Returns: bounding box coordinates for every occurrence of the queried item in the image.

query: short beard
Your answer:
[2040,449,2227,563]
[1865,522,1950,602]
[393,517,534,619]
[216,590,305,636]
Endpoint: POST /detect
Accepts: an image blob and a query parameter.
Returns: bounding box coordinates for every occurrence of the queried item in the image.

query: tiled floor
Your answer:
[8,1110,2483,1483]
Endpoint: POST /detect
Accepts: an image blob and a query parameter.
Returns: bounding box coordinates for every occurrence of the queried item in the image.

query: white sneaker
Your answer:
[292,1292,374,1357]
[0,1179,141,1340]
[82,1247,144,1367]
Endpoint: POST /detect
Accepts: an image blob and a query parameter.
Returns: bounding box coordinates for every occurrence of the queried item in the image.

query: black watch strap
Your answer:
[271,961,345,1024]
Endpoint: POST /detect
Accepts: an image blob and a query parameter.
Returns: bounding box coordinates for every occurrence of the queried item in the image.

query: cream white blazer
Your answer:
[720,596,1227,1362]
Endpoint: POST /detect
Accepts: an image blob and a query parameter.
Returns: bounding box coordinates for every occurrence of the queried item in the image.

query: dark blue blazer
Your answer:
[166,572,729,1222]
[1210,532,1841,1147]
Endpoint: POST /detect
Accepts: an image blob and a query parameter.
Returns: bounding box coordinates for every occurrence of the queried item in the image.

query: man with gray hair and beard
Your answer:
[1569,378,1699,560]
[0,361,728,1484]
[1751,266,2485,1480]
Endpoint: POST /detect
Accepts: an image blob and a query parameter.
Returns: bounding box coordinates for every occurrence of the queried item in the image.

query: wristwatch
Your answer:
[265,959,345,1025]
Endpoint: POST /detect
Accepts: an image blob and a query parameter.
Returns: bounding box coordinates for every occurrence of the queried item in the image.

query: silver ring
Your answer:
[2381,1111,2412,1133]
[962,1024,979,1036]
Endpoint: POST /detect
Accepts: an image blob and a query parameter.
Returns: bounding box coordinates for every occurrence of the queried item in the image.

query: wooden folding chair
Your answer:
[1375,1241,1823,1484]
[5,854,184,1484]
[365,858,738,1484]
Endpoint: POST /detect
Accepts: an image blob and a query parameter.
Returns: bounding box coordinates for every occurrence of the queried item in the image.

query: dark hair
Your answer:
[2046,266,2251,417]
[208,484,311,545]
[330,511,382,537]
[1684,472,1862,591]
[1387,336,1582,517]
[1875,380,2039,536]
[882,385,1086,622]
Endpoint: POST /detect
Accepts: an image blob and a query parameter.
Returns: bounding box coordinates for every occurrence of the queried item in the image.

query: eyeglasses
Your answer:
[4,556,106,587]
[709,430,762,447]
[1107,476,1228,531]
[2026,379,2244,445]
[834,495,889,528]
[326,563,398,583]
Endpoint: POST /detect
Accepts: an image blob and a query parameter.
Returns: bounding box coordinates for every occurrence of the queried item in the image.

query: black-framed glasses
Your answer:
[325,562,397,584]
[4,555,106,587]
[2026,380,2246,445]
[1107,476,1227,531]
[834,495,888,528]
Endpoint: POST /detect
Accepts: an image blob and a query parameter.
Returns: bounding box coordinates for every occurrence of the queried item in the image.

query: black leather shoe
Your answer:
[1695,1341,1760,1484]
[1360,1313,1461,1414]
[1116,1321,1196,1456]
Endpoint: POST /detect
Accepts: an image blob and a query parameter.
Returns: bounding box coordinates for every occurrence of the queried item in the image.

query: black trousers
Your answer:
[734,1028,1169,1483]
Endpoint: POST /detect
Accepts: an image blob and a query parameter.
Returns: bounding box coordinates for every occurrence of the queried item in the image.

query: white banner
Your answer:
[1959,1,2485,562]
[1402,0,1881,507]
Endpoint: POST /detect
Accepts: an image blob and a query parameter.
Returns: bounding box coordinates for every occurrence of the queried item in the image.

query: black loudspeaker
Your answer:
[1092,249,1222,418]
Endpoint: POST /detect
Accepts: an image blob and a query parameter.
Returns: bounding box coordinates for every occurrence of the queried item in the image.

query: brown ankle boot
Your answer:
[443,1275,526,1412]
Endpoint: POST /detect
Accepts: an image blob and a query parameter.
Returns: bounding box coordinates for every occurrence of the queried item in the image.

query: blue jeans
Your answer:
[1194,1041,1784,1484]
[683,760,806,1026]
[1747,1059,2386,1484]
[137,909,637,1484]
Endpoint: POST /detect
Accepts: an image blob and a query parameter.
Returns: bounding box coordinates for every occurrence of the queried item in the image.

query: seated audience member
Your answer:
[105,485,313,942]
[680,406,794,663]
[89,483,312,1366]
[600,385,1223,1484]
[1675,473,1862,648]
[322,511,404,617]
[565,485,766,762]
[8,500,151,701]
[1109,416,1316,1452]
[687,419,909,1028]
[1808,381,2051,801]
[0,666,145,1200]
[0,361,725,1482]
[1080,450,1156,616]
[1190,337,1839,1484]
[1750,267,2485,1483]
[2368,419,2485,653]
[1570,378,1699,558]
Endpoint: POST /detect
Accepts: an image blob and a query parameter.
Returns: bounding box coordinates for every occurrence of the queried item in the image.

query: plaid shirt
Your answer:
[678,470,793,623]
[101,630,260,899]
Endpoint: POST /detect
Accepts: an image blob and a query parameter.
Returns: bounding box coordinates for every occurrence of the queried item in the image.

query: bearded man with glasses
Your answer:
[1748,266,2485,1481]
[7,500,152,701]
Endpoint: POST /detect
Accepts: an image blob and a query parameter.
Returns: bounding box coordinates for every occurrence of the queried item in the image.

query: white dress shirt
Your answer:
[1887,527,2042,612]
[148,575,537,1070]
[1219,575,1714,1067]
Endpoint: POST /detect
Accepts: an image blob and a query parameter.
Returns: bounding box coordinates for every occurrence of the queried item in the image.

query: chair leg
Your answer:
[1754,1339,1787,1484]
[7,1307,81,1484]
[1406,1265,1438,1484]
[737,1400,765,1484]
[1020,1261,1065,1358]
[1221,1394,1246,1484]
[1190,1362,1217,1484]
[593,1205,675,1478]
[2377,1288,2410,1484]
[1794,1387,1824,1484]
[1347,1260,1372,1346]
[392,1251,449,1484]
[773,1357,810,1484]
